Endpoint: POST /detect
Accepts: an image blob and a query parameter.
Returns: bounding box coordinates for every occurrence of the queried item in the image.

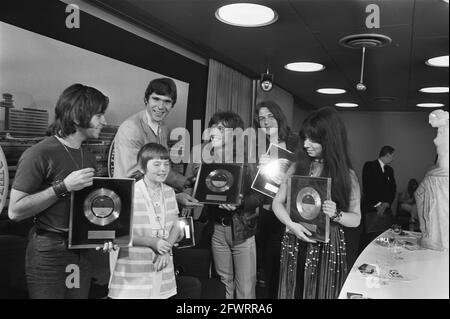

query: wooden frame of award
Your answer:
[251,143,296,198]
[288,175,331,243]
[68,177,135,249]
[192,163,244,205]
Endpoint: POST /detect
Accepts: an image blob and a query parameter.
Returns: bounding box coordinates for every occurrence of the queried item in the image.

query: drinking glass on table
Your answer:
[390,225,404,261]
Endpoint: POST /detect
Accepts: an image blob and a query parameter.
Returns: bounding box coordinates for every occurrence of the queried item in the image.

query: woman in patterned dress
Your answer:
[108,143,182,299]
[273,107,361,299]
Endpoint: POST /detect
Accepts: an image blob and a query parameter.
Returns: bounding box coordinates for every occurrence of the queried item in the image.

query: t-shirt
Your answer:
[12,136,96,232]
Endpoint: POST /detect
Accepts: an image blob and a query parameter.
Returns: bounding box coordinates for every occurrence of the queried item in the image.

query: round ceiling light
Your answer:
[285,62,325,72]
[419,87,449,93]
[215,3,278,27]
[417,103,445,108]
[317,88,346,94]
[335,103,358,108]
[425,55,449,67]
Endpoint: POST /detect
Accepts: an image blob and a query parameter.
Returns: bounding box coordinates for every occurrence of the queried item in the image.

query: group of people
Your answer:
[8,77,419,299]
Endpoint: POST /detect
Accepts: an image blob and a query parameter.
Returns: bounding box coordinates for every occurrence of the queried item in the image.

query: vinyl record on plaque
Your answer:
[84,188,121,226]
[205,169,234,193]
[296,186,322,220]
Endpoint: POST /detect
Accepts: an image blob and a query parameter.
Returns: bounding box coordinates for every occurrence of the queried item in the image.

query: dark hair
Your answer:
[137,143,170,174]
[48,84,108,137]
[407,178,419,198]
[207,111,253,164]
[254,100,292,142]
[208,111,244,129]
[297,107,353,211]
[144,78,177,106]
[379,145,395,158]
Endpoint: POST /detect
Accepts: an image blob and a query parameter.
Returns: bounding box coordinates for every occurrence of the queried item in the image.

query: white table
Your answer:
[339,230,449,299]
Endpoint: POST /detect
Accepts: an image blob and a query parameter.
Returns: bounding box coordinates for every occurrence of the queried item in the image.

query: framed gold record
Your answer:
[288,175,331,243]
[83,188,121,226]
[251,143,296,198]
[205,168,234,193]
[69,177,135,249]
[192,163,244,205]
[296,186,322,221]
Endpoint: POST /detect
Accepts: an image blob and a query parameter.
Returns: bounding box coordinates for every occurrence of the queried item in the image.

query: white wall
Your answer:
[0,21,189,131]
[340,111,436,196]
[292,105,310,133]
[292,108,437,200]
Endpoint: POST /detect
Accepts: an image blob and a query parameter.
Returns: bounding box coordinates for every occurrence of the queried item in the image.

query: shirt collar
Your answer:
[378,158,386,171]
[145,110,160,136]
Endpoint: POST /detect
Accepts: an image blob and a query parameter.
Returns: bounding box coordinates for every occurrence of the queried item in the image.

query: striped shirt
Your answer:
[108,179,179,299]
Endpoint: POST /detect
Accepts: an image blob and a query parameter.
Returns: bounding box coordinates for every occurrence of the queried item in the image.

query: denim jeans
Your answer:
[26,227,92,299]
[211,224,256,299]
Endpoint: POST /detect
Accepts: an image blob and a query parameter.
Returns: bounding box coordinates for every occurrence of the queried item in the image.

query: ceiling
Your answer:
[88,0,449,112]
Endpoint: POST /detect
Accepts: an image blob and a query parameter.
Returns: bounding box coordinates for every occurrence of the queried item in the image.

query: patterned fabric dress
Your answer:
[278,164,360,299]
[108,179,179,299]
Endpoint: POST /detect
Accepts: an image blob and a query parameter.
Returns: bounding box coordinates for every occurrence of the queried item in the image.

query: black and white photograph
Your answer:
[0,0,448,305]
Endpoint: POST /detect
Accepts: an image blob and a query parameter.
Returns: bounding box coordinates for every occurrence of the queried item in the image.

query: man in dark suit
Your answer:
[360,146,397,250]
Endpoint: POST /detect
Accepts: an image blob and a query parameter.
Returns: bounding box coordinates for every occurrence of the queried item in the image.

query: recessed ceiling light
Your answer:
[215,3,278,27]
[443,0,449,4]
[335,103,358,107]
[417,103,445,108]
[419,87,449,93]
[317,88,346,94]
[285,62,325,72]
[425,55,449,67]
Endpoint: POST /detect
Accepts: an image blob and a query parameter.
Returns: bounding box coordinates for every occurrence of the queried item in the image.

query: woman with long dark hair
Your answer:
[253,100,299,298]
[273,107,361,299]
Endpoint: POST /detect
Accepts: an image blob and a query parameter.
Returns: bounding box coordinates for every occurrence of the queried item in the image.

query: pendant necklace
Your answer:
[143,179,166,238]
[309,159,323,177]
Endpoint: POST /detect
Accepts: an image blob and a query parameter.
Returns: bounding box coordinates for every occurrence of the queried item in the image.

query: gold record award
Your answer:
[288,176,331,243]
[296,186,322,221]
[69,177,134,249]
[192,163,244,205]
[251,144,296,198]
[84,188,121,226]
[205,169,234,193]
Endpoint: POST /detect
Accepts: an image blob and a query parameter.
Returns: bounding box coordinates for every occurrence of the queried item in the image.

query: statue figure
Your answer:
[415,109,449,251]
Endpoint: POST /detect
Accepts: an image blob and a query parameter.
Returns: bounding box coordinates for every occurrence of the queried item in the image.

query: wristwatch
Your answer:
[52,180,69,198]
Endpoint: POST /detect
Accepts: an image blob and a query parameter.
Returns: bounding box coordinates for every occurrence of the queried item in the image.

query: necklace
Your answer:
[56,136,84,169]
[142,179,167,238]
[309,160,323,177]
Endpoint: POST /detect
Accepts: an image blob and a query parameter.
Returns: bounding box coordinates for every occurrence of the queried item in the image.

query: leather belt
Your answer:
[35,228,68,239]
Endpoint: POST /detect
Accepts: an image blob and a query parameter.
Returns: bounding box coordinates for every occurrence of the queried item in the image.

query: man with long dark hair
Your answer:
[8,83,108,298]
[253,100,299,298]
